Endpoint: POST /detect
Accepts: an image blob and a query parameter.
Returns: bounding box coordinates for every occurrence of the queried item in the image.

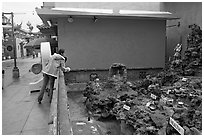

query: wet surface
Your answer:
[67,91,122,135]
[71,120,102,135]
[67,91,88,121]
[2,57,49,135]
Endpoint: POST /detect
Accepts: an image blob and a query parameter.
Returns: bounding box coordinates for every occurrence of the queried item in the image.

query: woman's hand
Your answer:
[65,67,71,72]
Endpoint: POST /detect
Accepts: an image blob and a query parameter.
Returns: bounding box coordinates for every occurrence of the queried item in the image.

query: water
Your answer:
[67,91,122,135]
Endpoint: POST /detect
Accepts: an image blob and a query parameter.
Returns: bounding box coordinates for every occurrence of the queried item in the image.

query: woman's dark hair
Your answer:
[58,48,67,62]
[58,49,65,55]
[64,56,67,62]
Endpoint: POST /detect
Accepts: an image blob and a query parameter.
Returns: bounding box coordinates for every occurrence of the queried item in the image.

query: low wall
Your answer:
[48,72,59,135]
[64,68,163,84]
[48,70,72,135]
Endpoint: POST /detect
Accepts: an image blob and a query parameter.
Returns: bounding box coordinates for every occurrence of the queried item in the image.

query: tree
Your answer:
[26,21,33,32]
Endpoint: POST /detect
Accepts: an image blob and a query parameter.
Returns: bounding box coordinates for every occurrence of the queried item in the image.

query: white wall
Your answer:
[58,17,166,69]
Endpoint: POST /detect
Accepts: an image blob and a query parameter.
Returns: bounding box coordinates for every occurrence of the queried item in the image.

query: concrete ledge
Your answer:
[48,70,72,135]
[48,72,59,135]
[64,67,163,83]
[58,71,72,135]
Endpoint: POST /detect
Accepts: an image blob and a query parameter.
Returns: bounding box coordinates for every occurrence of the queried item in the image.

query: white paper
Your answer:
[151,93,157,99]
[123,105,130,110]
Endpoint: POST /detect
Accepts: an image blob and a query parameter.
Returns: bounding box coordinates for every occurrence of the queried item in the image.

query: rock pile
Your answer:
[170,24,202,76]
[183,24,202,76]
[83,74,202,135]
[82,24,202,135]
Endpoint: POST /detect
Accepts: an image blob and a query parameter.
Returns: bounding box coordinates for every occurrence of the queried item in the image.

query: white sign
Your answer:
[182,77,188,82]
[146,102,151,107]
[76,122,86,125]
[167,90,171,94]
[41,42,51,70]
[123,105,130,111]
[151,94,157,100]
[169,117,184,135]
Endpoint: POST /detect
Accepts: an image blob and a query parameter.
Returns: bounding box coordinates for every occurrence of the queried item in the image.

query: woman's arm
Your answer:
[53,53,65,60]
[59,60,71,72]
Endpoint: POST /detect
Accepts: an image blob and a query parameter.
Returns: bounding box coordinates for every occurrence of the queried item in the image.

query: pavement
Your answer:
[2,57,50,135]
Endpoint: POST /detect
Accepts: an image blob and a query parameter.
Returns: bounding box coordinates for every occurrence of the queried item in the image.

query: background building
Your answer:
[160,2,202,59]
[37,2,178,69]
[2,15,43,59]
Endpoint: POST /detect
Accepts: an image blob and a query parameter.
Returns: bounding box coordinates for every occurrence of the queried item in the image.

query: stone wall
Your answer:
[64,68,163,84]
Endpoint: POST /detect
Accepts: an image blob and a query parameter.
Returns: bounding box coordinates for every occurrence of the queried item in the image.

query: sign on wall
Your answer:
[6,44,13,52]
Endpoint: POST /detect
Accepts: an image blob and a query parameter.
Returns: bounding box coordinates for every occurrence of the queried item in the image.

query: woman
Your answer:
[38,49,70,104]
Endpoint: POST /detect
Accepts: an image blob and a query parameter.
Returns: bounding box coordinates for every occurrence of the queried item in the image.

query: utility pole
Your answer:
[2,12,20,78]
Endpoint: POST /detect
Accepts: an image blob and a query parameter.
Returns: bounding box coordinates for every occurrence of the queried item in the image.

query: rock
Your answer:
[149,104,157,111]
[183,126,191,135]
[181,77,188,82]
[195,110,201,116]
[172,112,182,120]
[163,106,174,117]
[146,126,155,130]
[126,81,133,87]
[184,69,195,76]
[119,112,126,120]
[189,79,202,89]
[139,88,148,95]
[166,99,174,107]
[190,127,202,135]
[143,116,151,122]
[157,127,166,135]
[141,79,152,89]
[173,82,182,88]
[174,88,181,94]
[150,112,167,128]
[173,106,188,113]
[148,85,153,92]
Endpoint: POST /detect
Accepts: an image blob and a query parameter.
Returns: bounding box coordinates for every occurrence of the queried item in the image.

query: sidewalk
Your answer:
[2,57,50,135]
[2,57,40,88]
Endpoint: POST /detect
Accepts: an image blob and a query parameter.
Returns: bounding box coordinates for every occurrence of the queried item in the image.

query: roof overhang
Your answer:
[36,7,180,24]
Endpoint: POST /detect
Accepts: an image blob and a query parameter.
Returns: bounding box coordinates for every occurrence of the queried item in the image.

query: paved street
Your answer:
[2,57,50,135]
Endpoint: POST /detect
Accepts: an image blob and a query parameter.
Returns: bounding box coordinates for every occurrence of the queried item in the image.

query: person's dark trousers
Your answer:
[2,70,5,89]
[49,76,56,103]
[38,74,56,103]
